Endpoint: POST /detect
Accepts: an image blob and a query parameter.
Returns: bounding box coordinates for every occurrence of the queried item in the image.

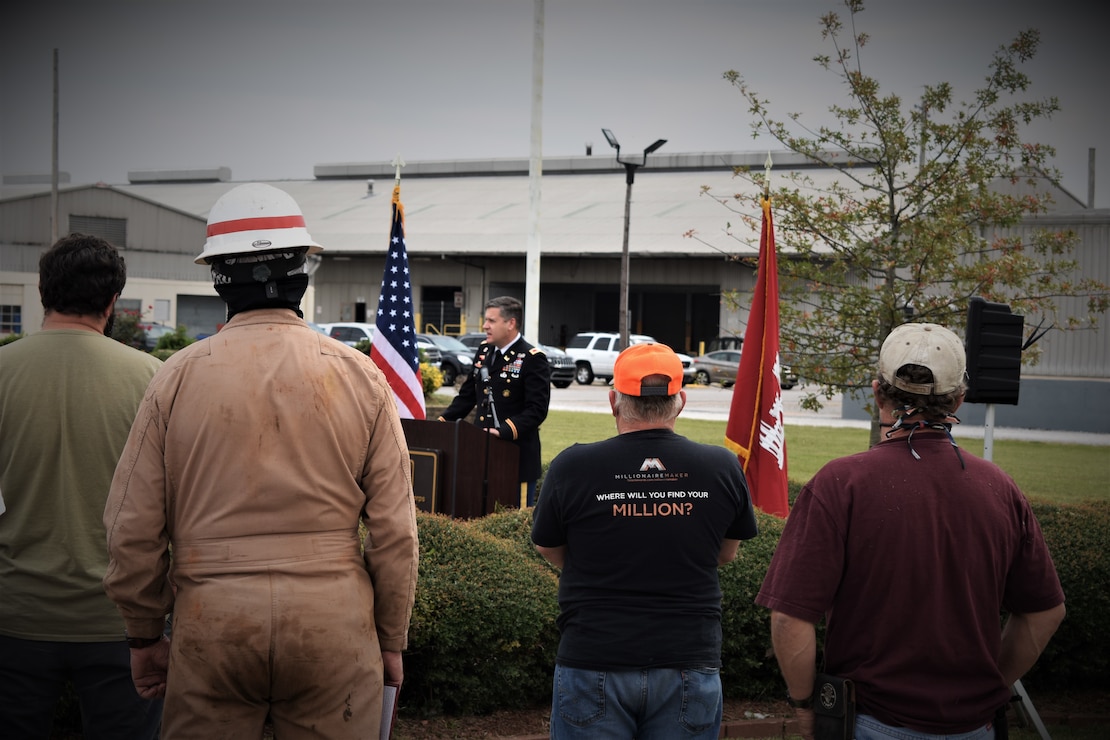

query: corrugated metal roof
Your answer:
[6,151,1091,262]
[114,167,766,259]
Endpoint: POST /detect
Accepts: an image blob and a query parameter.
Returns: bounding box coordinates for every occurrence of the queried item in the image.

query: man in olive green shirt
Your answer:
[0,233,163,737]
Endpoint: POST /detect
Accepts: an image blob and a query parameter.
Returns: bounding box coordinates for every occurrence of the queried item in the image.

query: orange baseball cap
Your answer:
[613,343,684,397]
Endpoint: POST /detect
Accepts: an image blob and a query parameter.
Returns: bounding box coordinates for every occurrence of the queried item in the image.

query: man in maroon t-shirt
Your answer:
[756,323,1065,739]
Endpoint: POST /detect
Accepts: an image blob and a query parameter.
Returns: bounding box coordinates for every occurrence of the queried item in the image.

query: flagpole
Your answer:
[372,154,426,420]
[724,159,790,518]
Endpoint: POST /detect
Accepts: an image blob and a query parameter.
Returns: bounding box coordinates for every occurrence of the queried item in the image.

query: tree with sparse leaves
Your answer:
[694,0,1108,446]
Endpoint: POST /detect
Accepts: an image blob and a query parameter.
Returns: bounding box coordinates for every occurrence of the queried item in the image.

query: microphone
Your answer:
[479,366,499,428]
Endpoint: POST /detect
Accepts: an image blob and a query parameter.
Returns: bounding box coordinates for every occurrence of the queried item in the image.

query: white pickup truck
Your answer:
[564,332,695,386]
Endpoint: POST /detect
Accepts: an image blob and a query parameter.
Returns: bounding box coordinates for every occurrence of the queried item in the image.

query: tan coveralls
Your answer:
[104,310,419,739]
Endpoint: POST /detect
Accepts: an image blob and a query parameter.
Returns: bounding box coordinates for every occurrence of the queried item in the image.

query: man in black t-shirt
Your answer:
[531,342,758,740]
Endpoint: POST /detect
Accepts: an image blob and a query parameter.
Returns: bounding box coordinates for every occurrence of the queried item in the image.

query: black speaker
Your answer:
[965,297,1023,405]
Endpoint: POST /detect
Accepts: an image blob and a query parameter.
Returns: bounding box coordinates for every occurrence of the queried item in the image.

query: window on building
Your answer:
[1,305,22,335]
[116,298,142,314]
[69,215,127,247]
[1,285,22,335]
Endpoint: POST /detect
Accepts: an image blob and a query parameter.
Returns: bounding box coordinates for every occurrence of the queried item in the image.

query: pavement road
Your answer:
[439,379,1110,446]
[547,381,843,425]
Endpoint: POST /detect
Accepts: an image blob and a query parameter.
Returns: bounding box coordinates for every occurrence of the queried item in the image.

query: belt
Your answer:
[172,530,359,568]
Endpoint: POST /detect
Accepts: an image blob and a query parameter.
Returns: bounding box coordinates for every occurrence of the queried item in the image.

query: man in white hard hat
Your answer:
[757,323,1065,740]
[103,183,419,738]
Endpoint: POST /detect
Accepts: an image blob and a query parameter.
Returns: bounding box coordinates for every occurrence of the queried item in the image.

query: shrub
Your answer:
[469,507,560,577]
[1021,501,1110,689]
[718,510,787,699]
[154,325,195,352]
[110,308,145,348]
[50,497,1109,727]
[404,512,559,716]
[420,362,443,397]
[720,497,1110,698]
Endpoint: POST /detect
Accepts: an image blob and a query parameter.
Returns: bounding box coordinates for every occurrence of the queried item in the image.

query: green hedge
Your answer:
[404,511,559,716]
[400,496,1109,716]
[1021,501,1110,689]
[51,496,1110,728]
[717,510,788,698]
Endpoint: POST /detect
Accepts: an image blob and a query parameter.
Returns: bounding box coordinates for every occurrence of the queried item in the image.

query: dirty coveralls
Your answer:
[103,310,419,739]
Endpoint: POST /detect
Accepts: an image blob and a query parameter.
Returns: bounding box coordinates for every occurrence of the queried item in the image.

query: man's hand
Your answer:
[130,636,170,700]
[382,650,404,685]
[794,707,815,740]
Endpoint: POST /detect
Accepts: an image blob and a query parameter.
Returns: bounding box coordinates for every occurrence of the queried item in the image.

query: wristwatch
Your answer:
[785,692,814,709]
[126,635,163,649]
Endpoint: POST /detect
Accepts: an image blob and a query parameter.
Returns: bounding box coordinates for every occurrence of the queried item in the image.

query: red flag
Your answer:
[725,197,789,517]
[370,185,426,420]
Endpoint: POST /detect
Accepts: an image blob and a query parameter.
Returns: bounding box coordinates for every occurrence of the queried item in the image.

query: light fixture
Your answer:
[601,129,667,348]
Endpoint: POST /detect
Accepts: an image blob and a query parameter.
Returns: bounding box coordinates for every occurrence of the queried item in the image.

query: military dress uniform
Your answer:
[439,336,551,504]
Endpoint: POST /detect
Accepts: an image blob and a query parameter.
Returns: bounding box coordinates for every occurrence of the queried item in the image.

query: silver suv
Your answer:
[565,332,695,386]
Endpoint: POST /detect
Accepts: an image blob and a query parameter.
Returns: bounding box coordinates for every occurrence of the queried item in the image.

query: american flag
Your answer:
[370,186,425,419]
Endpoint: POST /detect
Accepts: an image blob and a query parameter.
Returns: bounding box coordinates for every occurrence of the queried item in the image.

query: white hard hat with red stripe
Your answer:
[195,183,324,264]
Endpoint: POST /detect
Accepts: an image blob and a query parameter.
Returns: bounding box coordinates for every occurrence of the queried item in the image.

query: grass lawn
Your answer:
[540,410,1110,505]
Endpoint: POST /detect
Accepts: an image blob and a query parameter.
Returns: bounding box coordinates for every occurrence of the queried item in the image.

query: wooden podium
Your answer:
[400,419,520,519]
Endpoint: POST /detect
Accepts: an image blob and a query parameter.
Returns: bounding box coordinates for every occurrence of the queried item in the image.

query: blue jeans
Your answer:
[549,664,723,739]
[0,634,162,740]
[856,713,995,740]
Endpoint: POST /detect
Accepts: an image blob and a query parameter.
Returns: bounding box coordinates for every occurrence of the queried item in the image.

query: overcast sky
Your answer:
[3,0,1106,206]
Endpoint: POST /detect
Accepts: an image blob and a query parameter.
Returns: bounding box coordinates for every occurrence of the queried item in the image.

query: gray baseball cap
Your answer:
[879,323,966,395]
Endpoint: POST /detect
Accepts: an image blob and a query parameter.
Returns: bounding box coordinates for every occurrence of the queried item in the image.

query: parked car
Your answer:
[537,343,575,389]
[691,349,798,389]
[138,323,175,351]
[704,335,743,353]
[306,321,330,335]
[417,333,474,385]
[459,332,574,388]
[318,322,376,346]
[564,332,696,386]
[318,322,442,366]
[415,338,443,367]
[458,332,488,349]
[691,350,742,388]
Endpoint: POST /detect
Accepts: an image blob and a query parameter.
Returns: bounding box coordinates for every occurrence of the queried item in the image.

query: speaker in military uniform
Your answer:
[438,296,551,506]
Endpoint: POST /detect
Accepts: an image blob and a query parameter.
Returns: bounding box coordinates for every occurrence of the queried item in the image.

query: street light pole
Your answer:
[618,170,633,350]
[602,129,666,349]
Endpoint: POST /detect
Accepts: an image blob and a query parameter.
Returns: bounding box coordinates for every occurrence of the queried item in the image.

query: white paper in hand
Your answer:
[380,680,400,740]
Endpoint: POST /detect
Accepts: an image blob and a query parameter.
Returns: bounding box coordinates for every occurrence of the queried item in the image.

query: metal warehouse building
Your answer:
[2,151,1107,432]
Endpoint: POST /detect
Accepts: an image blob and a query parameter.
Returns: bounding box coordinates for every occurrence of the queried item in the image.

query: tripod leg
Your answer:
[1011,680,1051,740]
